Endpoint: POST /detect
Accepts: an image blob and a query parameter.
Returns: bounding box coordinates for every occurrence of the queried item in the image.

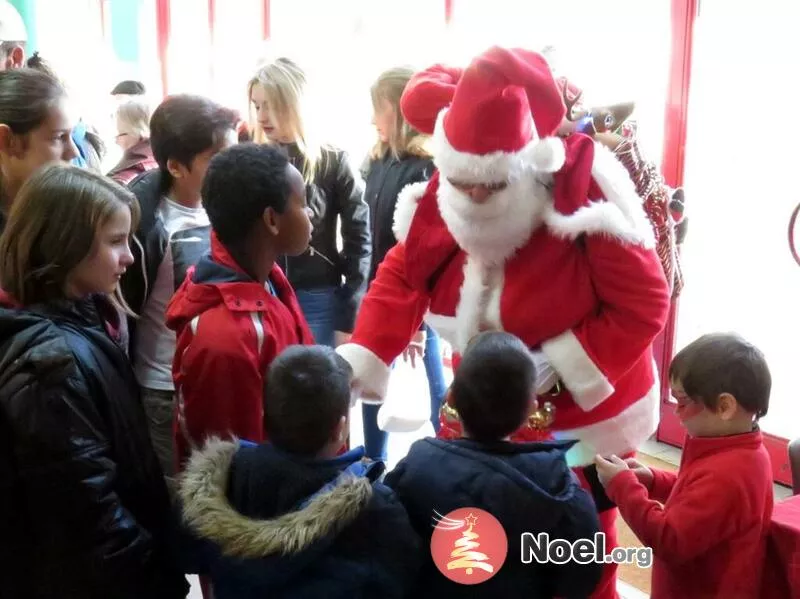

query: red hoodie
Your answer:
[607,429,773,599]
[166,235,314,468]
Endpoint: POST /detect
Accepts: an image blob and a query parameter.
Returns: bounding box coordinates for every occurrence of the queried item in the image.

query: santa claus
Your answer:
[337,46,670,598]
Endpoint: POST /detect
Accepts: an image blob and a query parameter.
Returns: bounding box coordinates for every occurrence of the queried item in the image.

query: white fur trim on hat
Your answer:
[432,109,565,183]
[524,136,566,174]
[392,180,429,244]
[543,142,656,248]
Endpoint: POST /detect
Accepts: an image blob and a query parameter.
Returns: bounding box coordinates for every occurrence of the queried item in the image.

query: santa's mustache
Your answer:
[438,179,519,220]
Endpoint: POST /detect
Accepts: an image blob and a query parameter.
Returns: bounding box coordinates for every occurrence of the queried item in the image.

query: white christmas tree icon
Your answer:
[444,513,494,575]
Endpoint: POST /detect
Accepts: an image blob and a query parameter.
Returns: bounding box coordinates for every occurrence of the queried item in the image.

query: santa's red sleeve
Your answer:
[539,135,671,411]
[336,243,430,400]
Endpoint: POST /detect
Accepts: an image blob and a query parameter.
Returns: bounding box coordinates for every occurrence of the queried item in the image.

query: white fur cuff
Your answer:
[336,343,391,402]
[393,180,428,244]
[540,330,614,411]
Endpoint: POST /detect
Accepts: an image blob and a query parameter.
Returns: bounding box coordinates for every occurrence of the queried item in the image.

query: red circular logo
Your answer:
[430,507,508,585]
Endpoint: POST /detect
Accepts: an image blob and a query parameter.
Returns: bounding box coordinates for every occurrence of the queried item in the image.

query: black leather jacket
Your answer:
[0,295,188,599]
[280,143,371,332]
[362,152,433,283]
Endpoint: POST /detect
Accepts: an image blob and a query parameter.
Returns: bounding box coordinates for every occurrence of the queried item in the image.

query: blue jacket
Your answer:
[179,440,420,599]
[384,438,605,598]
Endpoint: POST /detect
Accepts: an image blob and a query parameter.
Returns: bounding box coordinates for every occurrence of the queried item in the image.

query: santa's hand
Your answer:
[624,458,654,490]
[402,330,426,368]
[350,382,382,406]
[334,331,352,347]
[594,454,630,488]
[530,349,559,395]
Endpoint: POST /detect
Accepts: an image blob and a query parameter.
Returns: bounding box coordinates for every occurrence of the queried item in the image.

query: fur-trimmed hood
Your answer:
[180,439,380,559]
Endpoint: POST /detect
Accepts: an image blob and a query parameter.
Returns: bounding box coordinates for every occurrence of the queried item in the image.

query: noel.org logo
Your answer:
[430,507,508,584]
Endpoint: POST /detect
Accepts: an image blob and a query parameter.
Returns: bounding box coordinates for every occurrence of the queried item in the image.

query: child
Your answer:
[0,68,79,233]
[249,56,370,347]
[122,94,238,485]
[179,344,420,598]
[0,164,187,598]
[595,332,773,599]
[360,66,446,462]
[107,95,156,185]
[385,331,605,598]
[166,143,315,469]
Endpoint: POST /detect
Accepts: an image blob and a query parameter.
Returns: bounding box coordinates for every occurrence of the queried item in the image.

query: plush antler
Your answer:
[560,79,585,122]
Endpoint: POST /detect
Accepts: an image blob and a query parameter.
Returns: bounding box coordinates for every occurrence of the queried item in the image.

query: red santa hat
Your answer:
[401,46,567,183]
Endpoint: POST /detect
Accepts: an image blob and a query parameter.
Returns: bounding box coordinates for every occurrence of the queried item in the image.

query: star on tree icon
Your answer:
[447,512,494,575]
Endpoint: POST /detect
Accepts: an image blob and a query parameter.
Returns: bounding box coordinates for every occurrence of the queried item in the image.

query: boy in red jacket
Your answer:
[166,143,314,468]
[595,333,773,599]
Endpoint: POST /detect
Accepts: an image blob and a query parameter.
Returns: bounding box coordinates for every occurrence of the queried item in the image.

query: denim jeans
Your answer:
[362,324,448,461]
[295,287,337,347]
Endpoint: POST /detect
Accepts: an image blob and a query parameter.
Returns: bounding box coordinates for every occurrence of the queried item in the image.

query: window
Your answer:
[675,0,800,439]
[165,0,213,97]
[445,0,672,164]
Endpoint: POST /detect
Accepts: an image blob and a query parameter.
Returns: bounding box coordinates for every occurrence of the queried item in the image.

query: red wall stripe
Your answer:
[262,0,271,40]
[655,0,697,447]
[99,0,107,42]
[208,0,216,43]
[660,0,697,188]
[208,0,216,87]
[156,0,171,97]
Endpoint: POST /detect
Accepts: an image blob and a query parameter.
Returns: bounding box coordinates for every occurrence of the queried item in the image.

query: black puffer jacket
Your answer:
[280,143,371,332]
[0,293,188,599]
[362,152,433,283]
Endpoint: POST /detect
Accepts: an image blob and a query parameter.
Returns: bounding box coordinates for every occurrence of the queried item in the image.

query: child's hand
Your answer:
[594,454,630,487]
[624,458,654,490]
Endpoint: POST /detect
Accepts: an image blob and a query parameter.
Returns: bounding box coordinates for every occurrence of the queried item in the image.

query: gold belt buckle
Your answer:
[529,380,560,430]
[440,383,558,431]
[528,400,556,430]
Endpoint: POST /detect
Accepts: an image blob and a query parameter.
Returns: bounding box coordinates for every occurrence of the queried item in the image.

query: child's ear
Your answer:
[528,393,539,414]
[0,125,22,158]
[262,206,280,236]
[444,387,455,408]
[716,392,739,421]
[166,158,185,180]
[331,415,348,443]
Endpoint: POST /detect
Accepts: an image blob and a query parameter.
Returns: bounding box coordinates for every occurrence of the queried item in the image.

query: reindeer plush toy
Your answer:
[557,77,688,298]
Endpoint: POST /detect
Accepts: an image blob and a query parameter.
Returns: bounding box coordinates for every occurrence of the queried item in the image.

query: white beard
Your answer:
[436,172,551,265]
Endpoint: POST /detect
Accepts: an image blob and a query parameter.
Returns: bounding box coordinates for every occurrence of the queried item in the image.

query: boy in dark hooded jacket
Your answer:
[385,331,606,598]
[178,344,420,599]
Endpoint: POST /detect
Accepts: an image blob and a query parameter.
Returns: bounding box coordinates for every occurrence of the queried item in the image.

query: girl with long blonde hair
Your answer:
[248,56,370,347]
[360,66,446,462]
[0,164,187,598]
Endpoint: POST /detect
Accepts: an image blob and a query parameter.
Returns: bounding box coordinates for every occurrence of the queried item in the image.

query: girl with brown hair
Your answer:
[360,66,447,462]
[0,67,79,232]
[0,164,187,598]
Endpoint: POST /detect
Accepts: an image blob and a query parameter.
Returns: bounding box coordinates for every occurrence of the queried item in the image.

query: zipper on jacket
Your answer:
[309,245,335,267]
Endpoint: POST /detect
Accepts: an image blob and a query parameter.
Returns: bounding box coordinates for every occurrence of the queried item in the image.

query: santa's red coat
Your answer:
[339,134,670,465]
